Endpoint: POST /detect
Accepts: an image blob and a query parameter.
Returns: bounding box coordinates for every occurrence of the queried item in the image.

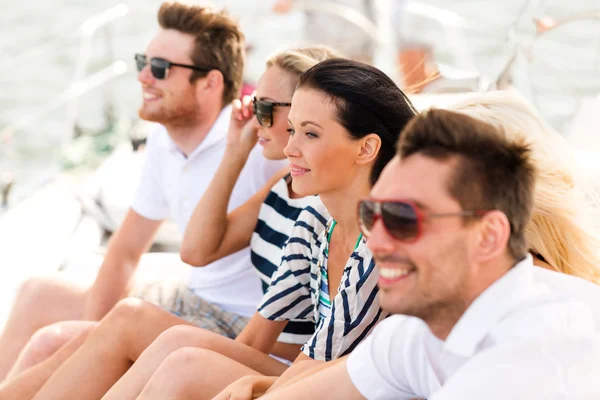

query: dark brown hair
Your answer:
[158,2,245,105]
[297,58,417,185]
[397,109,536,260]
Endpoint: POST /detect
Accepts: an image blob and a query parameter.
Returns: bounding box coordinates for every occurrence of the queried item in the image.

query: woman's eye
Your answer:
[286,128,295,135]
[306,131,318,139]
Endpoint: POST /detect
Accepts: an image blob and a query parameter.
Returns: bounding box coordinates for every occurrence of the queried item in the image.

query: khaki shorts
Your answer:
[130,280,250,339]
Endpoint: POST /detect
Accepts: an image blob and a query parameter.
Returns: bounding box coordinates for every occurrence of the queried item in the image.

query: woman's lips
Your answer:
[258,137,271,146]
[289,164,311,177]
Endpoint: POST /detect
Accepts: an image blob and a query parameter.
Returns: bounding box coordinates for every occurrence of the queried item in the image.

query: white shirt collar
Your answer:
[443,254,537,357]
[164,104,232,159]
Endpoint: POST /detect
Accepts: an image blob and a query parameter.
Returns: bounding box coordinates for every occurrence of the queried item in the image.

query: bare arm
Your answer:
[235,312,288,354]
[181,97,287,266]
[261,357,365,400]
[83,209,161,320]
[180,160,287,266]
[212,356,357,400]
[268,353,325,390]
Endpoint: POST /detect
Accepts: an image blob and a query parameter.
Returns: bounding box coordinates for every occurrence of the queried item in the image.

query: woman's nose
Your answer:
[283,131,300,159]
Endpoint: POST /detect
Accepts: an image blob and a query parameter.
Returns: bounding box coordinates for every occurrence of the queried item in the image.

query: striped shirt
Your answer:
[258,201,387,361]
[250,176,319,344]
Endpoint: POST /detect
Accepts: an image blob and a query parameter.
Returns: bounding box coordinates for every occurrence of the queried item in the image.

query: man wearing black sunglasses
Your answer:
[258,110,597,399]
[0,2,286,381]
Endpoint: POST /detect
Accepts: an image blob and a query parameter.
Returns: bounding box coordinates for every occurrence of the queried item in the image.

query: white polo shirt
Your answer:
[131,106,287,317]
[347,255,596,400]
[429,334,600,399]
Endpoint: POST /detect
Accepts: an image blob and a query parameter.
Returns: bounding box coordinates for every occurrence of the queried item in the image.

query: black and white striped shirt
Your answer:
[250,176,318,344]
[258,201,387,361]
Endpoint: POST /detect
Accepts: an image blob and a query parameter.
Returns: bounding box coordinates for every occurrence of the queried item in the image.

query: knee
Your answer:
[105,298,156,328]
[83,298,152,346]
[23,322,92,364]
[15,277,58,308]
[141,347,212,398]
[155,325,217,351]
[162,347,213,370]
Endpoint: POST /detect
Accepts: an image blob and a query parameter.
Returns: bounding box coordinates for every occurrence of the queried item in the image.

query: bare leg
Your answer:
[0,325,94,400]
[0,277,87,380]
[7,321,96,380]
[104,325,288,400]
[137,348,262,400]
[30,298,197,400]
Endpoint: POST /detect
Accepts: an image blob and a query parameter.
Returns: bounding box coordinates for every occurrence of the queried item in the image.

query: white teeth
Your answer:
[143,92,159,100]
[379,268,411,279]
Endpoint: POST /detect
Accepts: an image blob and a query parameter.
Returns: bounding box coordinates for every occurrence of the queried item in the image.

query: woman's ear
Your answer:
[356,133,382,165]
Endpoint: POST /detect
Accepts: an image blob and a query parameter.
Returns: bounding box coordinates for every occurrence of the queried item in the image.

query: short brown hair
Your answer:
[397,109,536,260]
[158,2,245,106]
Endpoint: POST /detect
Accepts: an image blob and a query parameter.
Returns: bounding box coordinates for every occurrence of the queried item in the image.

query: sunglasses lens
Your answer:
[150,58,169,80]
[382,202,419,240]
[135,54,146,72]
[253,100,273,127]
[358,200,377,236]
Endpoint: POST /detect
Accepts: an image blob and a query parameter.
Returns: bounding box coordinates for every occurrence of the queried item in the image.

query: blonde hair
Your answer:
[265,46,344,84]
[447,91,600,283]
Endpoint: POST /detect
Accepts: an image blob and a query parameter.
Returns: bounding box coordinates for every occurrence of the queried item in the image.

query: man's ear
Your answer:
[356,133,382,165]
[203,70,224,90]
[474,210,511,262]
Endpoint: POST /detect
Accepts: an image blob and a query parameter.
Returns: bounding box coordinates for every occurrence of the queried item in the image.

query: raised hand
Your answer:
[227,95,260,156]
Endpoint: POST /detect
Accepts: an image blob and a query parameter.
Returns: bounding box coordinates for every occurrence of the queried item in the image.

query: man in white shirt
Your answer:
[429,334,600,399]
[0,2,283,383]
[260,109,597,399]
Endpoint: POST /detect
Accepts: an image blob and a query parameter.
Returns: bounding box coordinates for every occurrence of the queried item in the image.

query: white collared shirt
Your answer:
[131,106,287,316]
[347,255,596,399]
[430,334,600,399]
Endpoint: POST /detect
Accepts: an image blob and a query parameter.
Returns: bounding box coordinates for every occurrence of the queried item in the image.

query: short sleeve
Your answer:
[131,126,169,220]
[347,316,422,400]
[258,207,327,322]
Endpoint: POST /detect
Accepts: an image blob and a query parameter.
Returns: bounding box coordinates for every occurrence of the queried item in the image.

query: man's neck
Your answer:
[164,105,223,156]
[426,255,515,341]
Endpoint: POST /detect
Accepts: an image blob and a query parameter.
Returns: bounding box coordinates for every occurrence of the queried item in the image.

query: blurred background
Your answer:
[1,0,599,207]
[0,0,599,323]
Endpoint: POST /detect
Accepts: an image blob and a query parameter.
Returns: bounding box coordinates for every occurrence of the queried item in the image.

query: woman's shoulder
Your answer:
[293,198,330,234]
[284,198,331,252]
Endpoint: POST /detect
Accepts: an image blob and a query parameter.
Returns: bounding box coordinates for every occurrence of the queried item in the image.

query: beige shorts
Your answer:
[130,279,250,339]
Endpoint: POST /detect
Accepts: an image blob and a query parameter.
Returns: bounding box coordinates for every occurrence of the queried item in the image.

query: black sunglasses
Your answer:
[358,199,488,243]
[252,97,292,128]
[135,53,216,80]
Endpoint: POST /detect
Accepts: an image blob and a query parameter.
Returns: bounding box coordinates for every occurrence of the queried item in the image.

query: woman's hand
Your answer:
[212,375,278,400]
[227,95,260,156]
